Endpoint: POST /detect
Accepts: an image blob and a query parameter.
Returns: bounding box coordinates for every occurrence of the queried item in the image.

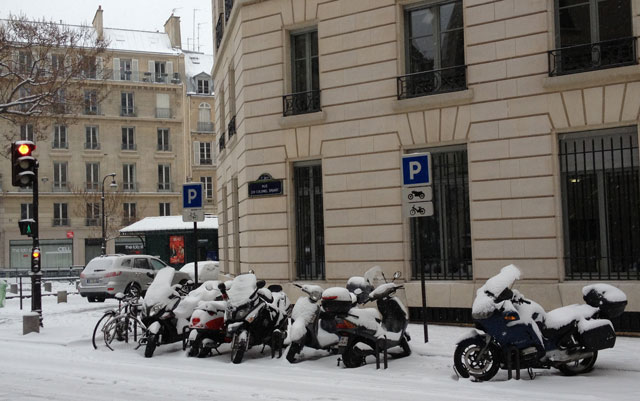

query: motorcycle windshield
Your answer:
[363,265,385,289]
[227,273,257,307]
[144,267,176,308]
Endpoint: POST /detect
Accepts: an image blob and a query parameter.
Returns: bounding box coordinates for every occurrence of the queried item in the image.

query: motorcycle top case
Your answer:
[321,287,353,315]
[582,285,627,319]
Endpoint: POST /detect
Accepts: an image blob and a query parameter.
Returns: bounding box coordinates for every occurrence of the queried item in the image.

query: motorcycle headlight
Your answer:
[235,304,252,320]
[150,304,164,317]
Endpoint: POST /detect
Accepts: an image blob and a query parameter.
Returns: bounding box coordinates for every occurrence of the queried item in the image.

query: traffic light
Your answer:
[31,247,41,273]
[12,141,36,187]
[19,219,37,237]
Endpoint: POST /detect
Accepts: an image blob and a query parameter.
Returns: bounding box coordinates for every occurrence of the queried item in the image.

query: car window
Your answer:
[150,259,167,270]
[134,258,151,270]
[120,258,132,267]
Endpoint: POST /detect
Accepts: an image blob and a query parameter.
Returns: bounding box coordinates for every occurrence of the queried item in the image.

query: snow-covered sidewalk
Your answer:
[1,293,639,401]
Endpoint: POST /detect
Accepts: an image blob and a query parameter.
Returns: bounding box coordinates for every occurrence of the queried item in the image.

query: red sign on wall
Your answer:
[66,231,74,239]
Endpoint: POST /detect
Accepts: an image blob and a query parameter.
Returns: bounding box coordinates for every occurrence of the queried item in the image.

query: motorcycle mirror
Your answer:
[217,282,227,293]
[393,271,402,279]
[115,292,125,300]
[495,287,514,303]
[146,272,155,279]
[249,269,255,274]
[268,284,282,292]
[257,280,266,289]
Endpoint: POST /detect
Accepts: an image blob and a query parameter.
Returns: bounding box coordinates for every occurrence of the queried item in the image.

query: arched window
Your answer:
[198,102,211,123]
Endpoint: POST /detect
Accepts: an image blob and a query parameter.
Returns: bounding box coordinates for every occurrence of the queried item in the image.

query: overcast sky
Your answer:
[0,0,213,54]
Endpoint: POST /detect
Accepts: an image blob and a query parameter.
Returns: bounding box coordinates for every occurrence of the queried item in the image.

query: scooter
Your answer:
[332,266,412,368]
[285,283,342,363]
[186,280,231,357]
[217,273,290,364]
[453,264,627,381]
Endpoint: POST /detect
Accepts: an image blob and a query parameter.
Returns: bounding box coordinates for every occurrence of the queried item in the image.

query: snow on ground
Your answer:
[1,292,639,401]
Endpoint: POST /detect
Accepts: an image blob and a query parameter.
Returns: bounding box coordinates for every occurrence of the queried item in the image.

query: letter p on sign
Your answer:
[402,153,431,186]
[188,189,198,202]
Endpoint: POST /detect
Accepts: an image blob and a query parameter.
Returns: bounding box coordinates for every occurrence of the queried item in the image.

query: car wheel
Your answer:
[88,296,96,303]
[125,283,141,298]
[96,296,106,303]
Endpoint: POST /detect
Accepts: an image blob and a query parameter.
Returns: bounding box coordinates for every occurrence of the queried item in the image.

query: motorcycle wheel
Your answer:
[187,334,201,358]
[342,342,366,368]
[286,342,303,363]
[231,330,248,364]
[454,337,500,381]
[557,351,598,376]
[144,333,159,358]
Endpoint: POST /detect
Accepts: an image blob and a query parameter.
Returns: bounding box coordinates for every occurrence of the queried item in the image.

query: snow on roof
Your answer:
[184,51,213,78]
[104,27,180,55]
[120,215,218,235]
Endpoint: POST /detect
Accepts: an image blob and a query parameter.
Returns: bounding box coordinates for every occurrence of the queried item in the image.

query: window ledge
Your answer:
[543,64,640,91]
[278,110,326,129]
[392,88,474,113]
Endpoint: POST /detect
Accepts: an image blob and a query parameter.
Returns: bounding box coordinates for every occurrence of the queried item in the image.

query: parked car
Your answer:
[179,261,220,282]
[78,254,190,302]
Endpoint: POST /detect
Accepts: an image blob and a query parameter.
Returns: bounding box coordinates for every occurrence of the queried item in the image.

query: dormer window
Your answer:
[197,78,210,94]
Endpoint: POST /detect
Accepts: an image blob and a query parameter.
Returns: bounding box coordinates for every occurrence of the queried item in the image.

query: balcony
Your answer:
[219,133,226,152]
[83,106,100,115]
[156,108,171,119]
[52,142,68,149]
[200,158,213,165]
[215,13,224,50]
[84,142,101,150]
[52,182,69,192]
[120,107,137,117]
[85,218,99,226]
[397,65,467,100]
[157,182,173,192]
[548,37,638,77]
[122,182,138,192]
[106,69,180,84]
[157,144,171,152]
[197,121,214,132]
[228,115,236,140]
[283,90,321,116]
[52,218,69,226]
[85,182,99,191]
[121,143,137,151]
[225,0,234,23]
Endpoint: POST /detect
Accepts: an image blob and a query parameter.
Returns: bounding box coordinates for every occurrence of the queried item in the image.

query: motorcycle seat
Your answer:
[542,304,598,338]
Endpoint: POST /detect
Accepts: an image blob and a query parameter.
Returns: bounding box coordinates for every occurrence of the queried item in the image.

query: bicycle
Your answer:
[92,293,146,351]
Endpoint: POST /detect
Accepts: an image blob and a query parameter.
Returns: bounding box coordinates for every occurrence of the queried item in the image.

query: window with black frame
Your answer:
[399,0,466,99]
[550,0,636,76]
[294,162,325,280]
[411,146,471,280]
[560,127,640,280]
[284,29,320,116]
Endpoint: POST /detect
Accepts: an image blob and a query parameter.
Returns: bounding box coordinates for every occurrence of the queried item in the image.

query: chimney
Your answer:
[164,14,182,49]
[92,5,104,40]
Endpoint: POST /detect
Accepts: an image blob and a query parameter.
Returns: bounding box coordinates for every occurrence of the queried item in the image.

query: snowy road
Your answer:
[1,290,639,401]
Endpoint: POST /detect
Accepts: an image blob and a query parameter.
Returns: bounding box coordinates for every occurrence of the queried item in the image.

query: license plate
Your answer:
[338,336,348,347]
[86,279,101,284]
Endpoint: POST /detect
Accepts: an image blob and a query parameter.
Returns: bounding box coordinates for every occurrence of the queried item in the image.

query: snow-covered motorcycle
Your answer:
[186,280,230,357]
[454,264,627,381]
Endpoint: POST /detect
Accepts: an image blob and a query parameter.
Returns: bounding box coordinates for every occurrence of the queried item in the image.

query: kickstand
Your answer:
[528,368,536,380]
[375,340,380,369]
[383,337,388,369]
[260,344,266,354]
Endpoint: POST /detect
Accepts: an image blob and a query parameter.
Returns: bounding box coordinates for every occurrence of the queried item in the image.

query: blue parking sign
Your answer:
[402,153,431,186]
[182,183,203,209]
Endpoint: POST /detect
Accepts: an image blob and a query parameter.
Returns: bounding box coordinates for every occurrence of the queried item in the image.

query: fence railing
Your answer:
[548,37,638,77]
[397,65,467,100]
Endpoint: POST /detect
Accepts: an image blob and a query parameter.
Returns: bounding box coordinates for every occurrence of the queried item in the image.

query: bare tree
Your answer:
[0,14,109,150]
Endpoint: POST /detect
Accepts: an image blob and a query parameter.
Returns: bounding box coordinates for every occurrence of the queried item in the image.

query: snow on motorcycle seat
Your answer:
[321,287,354,314]
[346,276,374,304]
[582,284,627,320]
[542,304,598,339]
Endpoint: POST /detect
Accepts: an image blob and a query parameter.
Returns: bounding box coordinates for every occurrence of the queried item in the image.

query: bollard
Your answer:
[57,290,68,303]
[23,312,40,335]
[10,283,18,294]
[44,282,52,292]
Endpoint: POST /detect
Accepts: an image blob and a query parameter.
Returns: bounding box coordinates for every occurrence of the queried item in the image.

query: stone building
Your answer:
[0,7,216,269]
[212,0,639,327]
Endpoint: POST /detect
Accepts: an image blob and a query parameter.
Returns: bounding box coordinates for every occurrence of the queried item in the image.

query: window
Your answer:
[52,89,67,113]
[53,125,67,149]
[80,56,97,79]
[198,103,213,132]
[120,59,132,80]
[154,61,166,82]
[197,78,210,94]
[85,126,99,150]
[121,92,135,116]
[18,51,32,74]
[20,203,33,220]
[123,203,137,223]
[20,124,34,142]
[156,93,171,118]
[200,176,213,200]
[122,164,136,191]
[86,203,99,226]
[560,127,640,279]
[121,127,135,150]
[399,0,466,99]
[411,146,471,280]
[284,29,320,116]
[200,142,212,165]
[53,203,68,226]
[158,164,171,191]
[157,128,170,151]
[159,202,171,216]
[86,163,99,191]
[294,162,325,279]
[551,0,635,76]
[51,54,65,75]
[53,162,68,191]
[84,90,98,114]
[150,258,168,270]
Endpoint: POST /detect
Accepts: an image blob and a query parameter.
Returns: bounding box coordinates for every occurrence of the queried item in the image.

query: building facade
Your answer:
[211,0,640,324]
[0,7,216,269]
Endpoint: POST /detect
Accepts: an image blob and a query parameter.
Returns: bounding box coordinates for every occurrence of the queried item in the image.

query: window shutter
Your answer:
[167,61,173,77]
[193,141,200,165]
[132,59,139,80]
[112,57,120,80]
[148,60,155,81]
[97,57,104,79]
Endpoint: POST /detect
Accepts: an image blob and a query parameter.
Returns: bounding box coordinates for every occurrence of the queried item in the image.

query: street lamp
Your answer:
[101,173,117,255]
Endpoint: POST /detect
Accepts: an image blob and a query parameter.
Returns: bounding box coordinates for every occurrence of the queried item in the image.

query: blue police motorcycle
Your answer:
[454,265,627,381]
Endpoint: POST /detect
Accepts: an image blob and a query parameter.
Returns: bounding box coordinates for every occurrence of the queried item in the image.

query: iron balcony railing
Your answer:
[216,13,224,50]
[197,121,214,132]
[52,142,68,149]
[52,182,69,192]
[549,37,638,77]
[85,218,99,227]
[200,158,213,165]
[225,0,234,23]
[157,144,171,152]
[228,115,236,139]
[52,218,69,226]
[283,90,321,116]
[84,106,100,115]
[121,143,137,151]
[219,133,226,152]
[397,65,467,100]
[84,143,100,150]
[85,182,99,191]
[157,182,172,191]
[120,107,137,117]
[122,182,138,192]
[156,108,171,119]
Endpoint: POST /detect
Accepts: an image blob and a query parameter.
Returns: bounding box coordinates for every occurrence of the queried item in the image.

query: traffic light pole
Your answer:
[31,161,42,326]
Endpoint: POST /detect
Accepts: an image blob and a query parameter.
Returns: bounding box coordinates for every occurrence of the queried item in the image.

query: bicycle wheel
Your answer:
[103,316,124,351]
[92,311,115,350]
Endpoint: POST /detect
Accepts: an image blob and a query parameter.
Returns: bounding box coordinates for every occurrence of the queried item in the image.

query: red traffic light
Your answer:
[17,143,33,155]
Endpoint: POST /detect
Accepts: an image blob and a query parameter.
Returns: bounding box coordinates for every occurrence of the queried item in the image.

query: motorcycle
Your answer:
[407,190,425,200]
[285,283,342,363]
[217,273,290,364]
[139,267,193,357]
[454,264,628,381]
[186,280,231,357]
[331,266,412,368]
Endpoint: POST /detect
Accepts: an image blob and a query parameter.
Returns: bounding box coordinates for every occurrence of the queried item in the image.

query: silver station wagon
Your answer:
[78,254,189,302]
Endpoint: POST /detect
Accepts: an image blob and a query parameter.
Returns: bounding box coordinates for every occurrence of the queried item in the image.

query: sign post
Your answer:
[402,153,432,342]
[182,183,204,285]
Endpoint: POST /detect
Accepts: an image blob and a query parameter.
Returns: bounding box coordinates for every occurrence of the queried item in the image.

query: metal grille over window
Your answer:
[228,115,236,139]
[560,127,640,280]
[411,148,471,280]
[294,163,325,280]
